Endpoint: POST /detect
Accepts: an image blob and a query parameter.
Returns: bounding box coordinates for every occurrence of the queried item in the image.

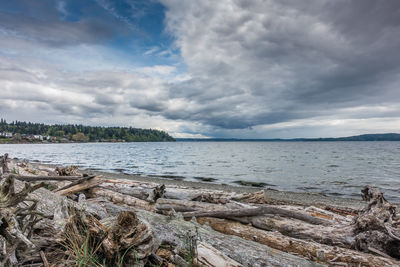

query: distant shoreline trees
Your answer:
[0,119,175,142]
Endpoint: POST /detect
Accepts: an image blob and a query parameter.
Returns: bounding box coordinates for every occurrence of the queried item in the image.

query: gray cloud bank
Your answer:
[1,0,400,138]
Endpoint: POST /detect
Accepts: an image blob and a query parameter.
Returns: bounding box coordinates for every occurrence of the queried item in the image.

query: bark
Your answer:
[196,217,400,267]
[89,187,155,211]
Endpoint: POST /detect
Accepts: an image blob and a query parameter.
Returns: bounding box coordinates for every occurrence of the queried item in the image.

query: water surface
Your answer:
[1,141,399,201]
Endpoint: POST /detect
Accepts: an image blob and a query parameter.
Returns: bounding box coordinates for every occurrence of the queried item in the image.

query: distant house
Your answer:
[0,132,13,138]
[33,135,44,141]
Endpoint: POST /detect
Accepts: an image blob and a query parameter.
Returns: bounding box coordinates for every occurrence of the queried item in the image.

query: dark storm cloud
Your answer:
[157,0,400,131]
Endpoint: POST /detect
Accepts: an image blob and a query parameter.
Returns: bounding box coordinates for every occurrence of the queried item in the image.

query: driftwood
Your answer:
[164,188,234,204]
[84,198,323,266]
[63,208,156,266]
[89,187,155,211]
[102,184,165,202]
[250,215,354,247]
[0,176,46,266]
[133,209,324,267]
[56,176,102,196]
[353,185,400,258]
[55,166,78,176]
[155,198,252,213]
[11,175,87,182]
[4,155,400,266]
[197,217,398,267]
[1,153,10,175]
[155,198,357,249]
[54,175,96,192]
[196,242,243,267]
[182,206,332,226]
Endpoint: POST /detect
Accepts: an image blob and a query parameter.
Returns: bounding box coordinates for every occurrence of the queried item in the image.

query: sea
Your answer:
[1,141,400,201]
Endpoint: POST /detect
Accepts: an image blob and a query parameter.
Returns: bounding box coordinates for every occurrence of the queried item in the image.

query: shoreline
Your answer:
[30,160,370,211]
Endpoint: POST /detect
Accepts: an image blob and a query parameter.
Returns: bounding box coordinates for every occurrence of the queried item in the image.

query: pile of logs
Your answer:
[1,153,400,266]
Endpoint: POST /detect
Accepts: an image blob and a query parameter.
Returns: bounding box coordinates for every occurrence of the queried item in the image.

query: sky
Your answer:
[0,0,400,138]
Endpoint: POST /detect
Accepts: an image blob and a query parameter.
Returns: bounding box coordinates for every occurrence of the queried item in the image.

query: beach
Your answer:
[1,154,400,266]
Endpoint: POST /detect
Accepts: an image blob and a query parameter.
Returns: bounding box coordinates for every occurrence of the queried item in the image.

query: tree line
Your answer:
[0,119,175,142]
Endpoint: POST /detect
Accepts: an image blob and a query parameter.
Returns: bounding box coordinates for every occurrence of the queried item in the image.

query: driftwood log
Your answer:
[196,242,243,267]
[63,209,156,266]
[0,176,46,266]
[56,176,102,196]
[0,153,10,175]
[182,206,332,225]
[101,184,165,202]
[11,175,87,182]
[196,217,398,267]
[353,186,400,258]
[129,209,325,267]
[89,187,155,211]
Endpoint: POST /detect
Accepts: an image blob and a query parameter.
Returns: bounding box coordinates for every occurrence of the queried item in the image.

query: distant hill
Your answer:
[176,133,400,142]
[0,119,175,142]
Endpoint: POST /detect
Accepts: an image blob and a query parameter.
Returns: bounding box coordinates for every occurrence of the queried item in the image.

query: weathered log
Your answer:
[53,175,95,192]
[353,186,400,259]
[1,153,10,175]
[101,184,165,202]
[196,217,400,267]
[39,251,49,267]
[132,209,325,267]
[89,187,155,211]
[56,176,102,196]
[263,188,363,216]
[164,188,235,204]
[11,175,87,181]
[55,166,78,176]
[63,209,156,266]
[0,176,46,266]
[196,242,243,267]
[155,198,248,213]
[182,206,332,226]
[250,215,354,247]
[305,206,353,224]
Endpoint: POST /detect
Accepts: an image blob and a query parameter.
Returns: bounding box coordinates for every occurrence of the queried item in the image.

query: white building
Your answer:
[0,132,13,138]
[33,135,44,141]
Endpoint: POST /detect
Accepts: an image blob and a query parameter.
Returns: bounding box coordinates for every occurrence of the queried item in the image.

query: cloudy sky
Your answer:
[1,0,399,138]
